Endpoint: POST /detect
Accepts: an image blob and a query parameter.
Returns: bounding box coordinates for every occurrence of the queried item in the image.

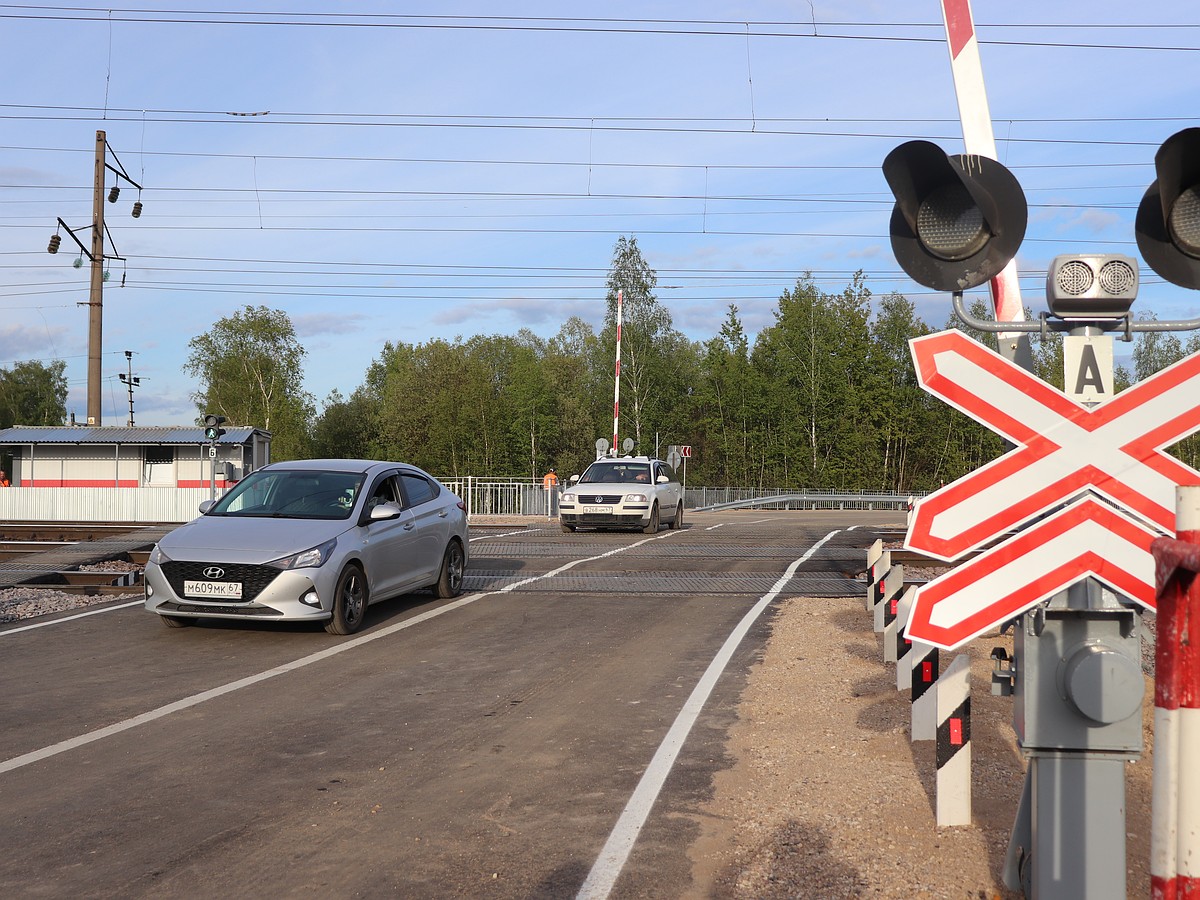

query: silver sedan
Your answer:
[144,459,468,635]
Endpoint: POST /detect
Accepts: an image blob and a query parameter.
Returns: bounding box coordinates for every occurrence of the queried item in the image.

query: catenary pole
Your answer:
[87,130,106,425]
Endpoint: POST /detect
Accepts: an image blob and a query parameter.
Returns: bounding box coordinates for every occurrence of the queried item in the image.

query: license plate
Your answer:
[183,579,243,599]
[583,506,612,514]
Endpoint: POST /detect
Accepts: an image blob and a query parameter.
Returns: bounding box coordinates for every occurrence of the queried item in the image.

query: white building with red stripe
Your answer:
[0,425,271,489]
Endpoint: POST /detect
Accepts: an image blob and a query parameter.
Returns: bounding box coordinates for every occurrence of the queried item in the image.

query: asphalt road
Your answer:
[0,508,900,899]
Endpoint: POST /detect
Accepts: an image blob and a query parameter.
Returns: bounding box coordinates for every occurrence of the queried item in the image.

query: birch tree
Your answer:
[184,305,314,460]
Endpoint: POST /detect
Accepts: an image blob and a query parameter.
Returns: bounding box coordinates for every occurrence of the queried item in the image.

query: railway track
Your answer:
[0,522,168,596]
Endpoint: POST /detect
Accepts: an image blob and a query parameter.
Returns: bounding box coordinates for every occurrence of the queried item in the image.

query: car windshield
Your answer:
[206,469,366,520]
[579,463,652,484]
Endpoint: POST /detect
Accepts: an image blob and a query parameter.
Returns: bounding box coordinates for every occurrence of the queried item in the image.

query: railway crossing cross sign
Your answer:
[904,329,1200,649]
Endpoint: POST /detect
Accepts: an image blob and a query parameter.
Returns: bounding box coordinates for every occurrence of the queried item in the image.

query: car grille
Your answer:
[156,600,284,617]
[159,561,280,603]
[573,493,625,504]
[578,513,641,525]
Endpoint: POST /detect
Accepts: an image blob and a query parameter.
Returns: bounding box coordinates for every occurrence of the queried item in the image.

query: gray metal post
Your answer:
[1000,580,1144,898]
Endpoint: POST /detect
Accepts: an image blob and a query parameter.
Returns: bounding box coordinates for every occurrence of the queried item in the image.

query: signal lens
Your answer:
[1169,187,1200,258]
[917,184,988,261]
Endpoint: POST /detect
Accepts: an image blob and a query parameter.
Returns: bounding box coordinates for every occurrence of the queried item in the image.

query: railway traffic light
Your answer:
[1135,128,1200,291]
[203,414,226,441]
[883,140,1027,292]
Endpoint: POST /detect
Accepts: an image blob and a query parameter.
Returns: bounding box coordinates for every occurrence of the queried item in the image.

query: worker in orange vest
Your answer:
[542,468,558,491]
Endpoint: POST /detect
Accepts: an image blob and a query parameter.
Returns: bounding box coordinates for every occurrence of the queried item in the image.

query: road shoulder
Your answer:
[686,594,1153,898]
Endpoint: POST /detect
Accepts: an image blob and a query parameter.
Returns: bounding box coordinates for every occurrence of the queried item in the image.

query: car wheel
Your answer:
[325,563,369,635]
[161,614,193,628]
[671,501,684,529]
[435,540,465,599]
[642,503,660,534]
[561,522,576,533]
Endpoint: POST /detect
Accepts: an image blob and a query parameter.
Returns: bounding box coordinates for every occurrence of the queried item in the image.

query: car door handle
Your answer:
[403,522,415,530]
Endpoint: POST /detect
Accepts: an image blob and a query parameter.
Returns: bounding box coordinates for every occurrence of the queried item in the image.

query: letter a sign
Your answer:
[903,330,1200,650]
[1064,334,1114,402]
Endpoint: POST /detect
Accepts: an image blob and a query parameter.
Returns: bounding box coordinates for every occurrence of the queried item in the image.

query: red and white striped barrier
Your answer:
[936,653,972,826]
[1151,485,1200,899]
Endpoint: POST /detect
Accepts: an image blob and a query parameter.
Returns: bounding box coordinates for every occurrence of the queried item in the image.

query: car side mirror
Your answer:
[656,474,669,484]
[570,475,580,483]
[198,499,215,514]
[368,501,402,522]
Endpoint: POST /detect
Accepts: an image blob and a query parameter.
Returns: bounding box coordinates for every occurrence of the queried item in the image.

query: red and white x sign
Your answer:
[906,496,1159,649]
[906,330,1200,562]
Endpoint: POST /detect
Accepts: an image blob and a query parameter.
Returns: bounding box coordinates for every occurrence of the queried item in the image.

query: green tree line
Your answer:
[183,237,1195,490]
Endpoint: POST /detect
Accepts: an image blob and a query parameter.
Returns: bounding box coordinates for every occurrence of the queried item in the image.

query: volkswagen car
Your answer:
[558,456,683,533]
[144,459,468,635]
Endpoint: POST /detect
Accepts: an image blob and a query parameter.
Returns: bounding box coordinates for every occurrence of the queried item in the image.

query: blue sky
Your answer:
[3,2,1199,426]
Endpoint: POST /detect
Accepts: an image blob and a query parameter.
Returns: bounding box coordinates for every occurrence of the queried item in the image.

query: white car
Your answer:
[143,459,468,635]
[558,456,684,533]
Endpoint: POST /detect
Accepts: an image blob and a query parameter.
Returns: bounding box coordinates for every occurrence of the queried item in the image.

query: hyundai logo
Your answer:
[202,566,225,579]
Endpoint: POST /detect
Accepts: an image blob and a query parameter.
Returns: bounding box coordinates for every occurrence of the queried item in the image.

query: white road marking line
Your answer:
[576,528,843,900]
[469,528,530,541]
[0,532,681,776]
[704,523,726,531]
[0,600,143,636]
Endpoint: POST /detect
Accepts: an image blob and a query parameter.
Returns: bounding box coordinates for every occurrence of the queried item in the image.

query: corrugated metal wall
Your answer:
[0,488,211,522]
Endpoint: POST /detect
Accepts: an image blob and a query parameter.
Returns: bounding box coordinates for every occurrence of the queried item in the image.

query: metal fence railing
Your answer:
[440,478,558,520]
[685,487,915,512]
[0,482,914,524]
[446,480,914,519]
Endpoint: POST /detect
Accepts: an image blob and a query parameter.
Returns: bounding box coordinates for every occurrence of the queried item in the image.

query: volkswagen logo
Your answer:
[202,566,226,579]
[595,496,603,504]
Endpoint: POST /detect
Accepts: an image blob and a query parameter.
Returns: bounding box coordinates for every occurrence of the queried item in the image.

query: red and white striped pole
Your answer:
[612,289,622,457]
[1150,485,1200,899]
[938,0,1025,329]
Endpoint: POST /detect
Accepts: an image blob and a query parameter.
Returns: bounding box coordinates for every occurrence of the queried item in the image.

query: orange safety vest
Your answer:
[543,471,558,490]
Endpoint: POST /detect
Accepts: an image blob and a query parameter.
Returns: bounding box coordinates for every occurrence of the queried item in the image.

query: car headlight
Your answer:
[626,493,649,503]
[267,538,337,571]
[148,544,171,565]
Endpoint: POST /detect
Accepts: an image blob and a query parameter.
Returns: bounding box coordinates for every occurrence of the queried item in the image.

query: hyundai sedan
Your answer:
[144,459,468,635]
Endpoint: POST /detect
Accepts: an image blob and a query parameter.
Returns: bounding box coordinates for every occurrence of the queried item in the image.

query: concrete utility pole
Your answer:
[87,130,106,426]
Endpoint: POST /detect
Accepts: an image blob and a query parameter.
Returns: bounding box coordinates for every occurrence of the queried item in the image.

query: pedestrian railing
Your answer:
[0,481,916,523]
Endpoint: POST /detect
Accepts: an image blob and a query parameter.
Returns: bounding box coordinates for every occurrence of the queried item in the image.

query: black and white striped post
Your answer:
[936,653,972,826]
[909,641,940,741]
[888,588,912,672]
[874,563,904,635]
[866,541,889,612]
[886,585,915,666]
